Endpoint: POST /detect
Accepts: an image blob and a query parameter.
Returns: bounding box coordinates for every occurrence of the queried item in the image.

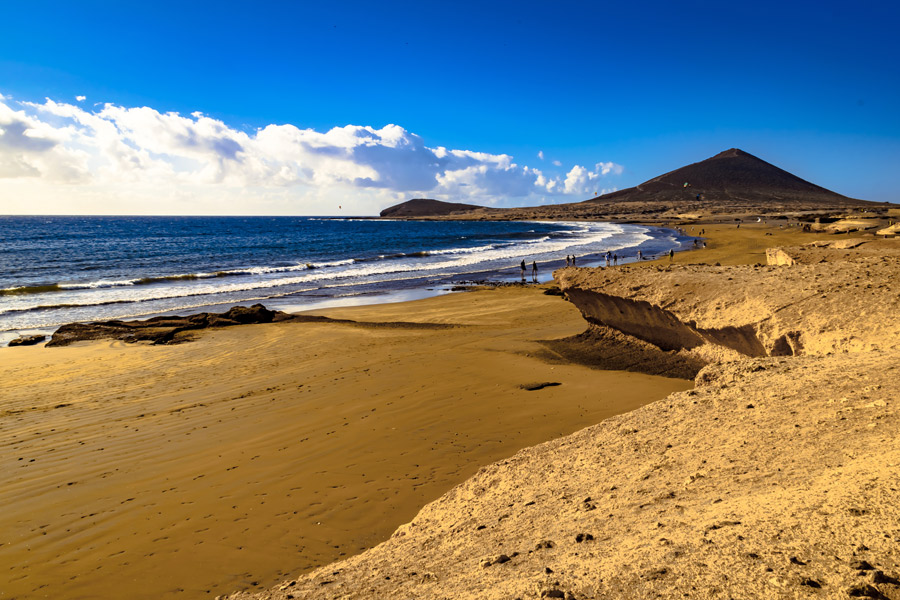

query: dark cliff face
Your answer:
[379,199,484,217]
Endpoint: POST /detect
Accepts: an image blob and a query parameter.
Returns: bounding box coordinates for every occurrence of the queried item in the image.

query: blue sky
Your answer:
[1,0,898,214]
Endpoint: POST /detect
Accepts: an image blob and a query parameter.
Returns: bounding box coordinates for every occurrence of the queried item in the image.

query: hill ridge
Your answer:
[380,198,485,218]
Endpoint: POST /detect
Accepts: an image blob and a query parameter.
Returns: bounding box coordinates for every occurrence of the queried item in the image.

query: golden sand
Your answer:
[0,284,690,599]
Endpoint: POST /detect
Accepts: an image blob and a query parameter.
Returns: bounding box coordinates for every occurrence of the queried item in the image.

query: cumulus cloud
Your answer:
[0,91,624,215]
[76,95,86,102]
[563,162,625,195]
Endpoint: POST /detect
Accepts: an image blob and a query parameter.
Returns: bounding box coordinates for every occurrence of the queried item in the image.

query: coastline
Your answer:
[228,219,900,600]
[3,217,891,599]
[0,279,691,599]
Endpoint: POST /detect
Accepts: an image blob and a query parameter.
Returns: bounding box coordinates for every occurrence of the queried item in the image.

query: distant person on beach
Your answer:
[532,261,538,282]
[669,249,674,261]
[566,255,571,267]
[637,250,642,261]
[520,260,526,281]
[613,253,618,265]
[571,255,576,266]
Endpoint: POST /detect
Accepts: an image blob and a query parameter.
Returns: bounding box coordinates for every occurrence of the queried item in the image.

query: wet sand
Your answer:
[0,284,691,599]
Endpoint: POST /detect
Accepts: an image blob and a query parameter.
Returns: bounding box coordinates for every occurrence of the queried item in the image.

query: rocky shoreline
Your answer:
[45,304,295,347]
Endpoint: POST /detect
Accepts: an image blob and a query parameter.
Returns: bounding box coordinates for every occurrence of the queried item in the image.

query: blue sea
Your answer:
[0,216,693,344]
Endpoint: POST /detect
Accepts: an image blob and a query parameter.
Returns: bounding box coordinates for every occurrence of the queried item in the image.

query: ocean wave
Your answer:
[1,228,586,299]
[0,223,649,318]
[1,221,656,328]
[0,259,361,296]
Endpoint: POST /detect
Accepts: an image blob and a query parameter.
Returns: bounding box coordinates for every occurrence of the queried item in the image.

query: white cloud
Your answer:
[0,91,625,215]
[552,159,562,167]
[538,150,544,160]
[562,162,624,195]
[76,95,86,102]
[596,161,624,176]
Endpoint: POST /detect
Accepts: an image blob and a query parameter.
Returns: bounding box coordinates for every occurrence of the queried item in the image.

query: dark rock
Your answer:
[574,533,594,543]
[8,334,46,347]
[540,591,565,599]
[800,577,822,588]
[222,304,276,324]
[853,560,876,571]
[535,540,555,550]
[47,304,295,347]
[480,554,510,568]
[790,556,807,565]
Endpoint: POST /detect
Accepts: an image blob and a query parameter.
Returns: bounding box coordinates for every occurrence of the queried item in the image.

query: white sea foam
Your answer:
[1,222,648,318]
[1,221,660,332]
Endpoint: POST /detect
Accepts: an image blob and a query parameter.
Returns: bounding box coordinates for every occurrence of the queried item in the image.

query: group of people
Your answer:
[519,240,712,280]
[520,259,539,282]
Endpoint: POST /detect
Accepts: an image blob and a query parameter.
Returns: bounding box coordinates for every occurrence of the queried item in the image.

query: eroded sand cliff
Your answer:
[231,239,900,600]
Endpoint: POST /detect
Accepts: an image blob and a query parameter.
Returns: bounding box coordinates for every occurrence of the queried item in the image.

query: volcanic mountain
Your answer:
[378,149,877,220]
[379,198,485,218]
[584,148,863,207]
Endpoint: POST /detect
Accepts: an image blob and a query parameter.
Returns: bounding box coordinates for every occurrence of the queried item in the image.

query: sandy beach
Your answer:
[224,220,900,600]
[0,281,690,599]
[4,217,896,600]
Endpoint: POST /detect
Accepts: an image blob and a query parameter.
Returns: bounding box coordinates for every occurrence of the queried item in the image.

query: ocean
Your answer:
[0,216,693,344]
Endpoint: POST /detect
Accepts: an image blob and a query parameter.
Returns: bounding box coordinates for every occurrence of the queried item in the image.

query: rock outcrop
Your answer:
[7,334,46,347]
[47,304,293,347]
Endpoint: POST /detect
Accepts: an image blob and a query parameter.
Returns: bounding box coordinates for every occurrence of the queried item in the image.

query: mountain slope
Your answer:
[586,148,858,205]
[380,198,486,217]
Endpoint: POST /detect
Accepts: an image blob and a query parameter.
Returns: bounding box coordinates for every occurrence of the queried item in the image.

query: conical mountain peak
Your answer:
[586,148,856,206]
